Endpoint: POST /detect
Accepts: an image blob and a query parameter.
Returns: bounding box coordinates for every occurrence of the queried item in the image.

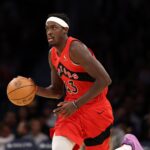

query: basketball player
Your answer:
[35,13,114,150]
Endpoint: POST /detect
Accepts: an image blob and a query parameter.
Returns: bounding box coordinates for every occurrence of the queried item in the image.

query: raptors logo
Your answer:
[57,64,79,80]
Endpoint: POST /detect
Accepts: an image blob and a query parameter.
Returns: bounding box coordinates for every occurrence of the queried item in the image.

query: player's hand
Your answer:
[19,76,38,94]
[53,101,78,118]
[27,77,38,93]
[17,76,34,85]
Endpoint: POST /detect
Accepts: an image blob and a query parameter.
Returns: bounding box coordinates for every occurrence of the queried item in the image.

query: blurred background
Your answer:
[0,0,150,150]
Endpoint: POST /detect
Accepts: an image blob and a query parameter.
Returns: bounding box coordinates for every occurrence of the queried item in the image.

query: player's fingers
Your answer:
[57,101,67,107]
[27,78,36,86]
[53,106,63,113]
[17,75,24,78]
[28,78,34,83]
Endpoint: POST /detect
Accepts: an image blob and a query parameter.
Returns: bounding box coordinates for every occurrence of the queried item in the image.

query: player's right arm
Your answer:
[35,51,64,99]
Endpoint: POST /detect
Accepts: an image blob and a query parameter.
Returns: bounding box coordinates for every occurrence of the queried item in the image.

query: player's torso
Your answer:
[50,37,108,104]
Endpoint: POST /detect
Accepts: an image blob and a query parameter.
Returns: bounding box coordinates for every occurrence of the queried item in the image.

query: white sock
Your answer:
[52,134,75,150]
[115,144,132,150]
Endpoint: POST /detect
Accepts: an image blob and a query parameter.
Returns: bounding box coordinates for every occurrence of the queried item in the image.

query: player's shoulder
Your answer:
[70,40,88,54]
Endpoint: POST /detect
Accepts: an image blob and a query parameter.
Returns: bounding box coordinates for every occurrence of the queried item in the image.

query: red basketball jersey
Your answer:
[50,37,108,105]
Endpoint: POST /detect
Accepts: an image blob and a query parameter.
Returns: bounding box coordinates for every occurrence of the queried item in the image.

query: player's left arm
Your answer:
[70,41,112,108]
[53,41,112,117]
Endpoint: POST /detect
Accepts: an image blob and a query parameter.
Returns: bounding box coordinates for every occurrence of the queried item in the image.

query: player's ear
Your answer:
[63,27,69,34]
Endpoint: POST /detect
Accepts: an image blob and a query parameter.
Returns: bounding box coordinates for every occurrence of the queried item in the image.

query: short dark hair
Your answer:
[47,13,70,26]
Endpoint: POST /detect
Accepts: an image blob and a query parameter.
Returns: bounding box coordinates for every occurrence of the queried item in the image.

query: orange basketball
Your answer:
[7,76,36,106]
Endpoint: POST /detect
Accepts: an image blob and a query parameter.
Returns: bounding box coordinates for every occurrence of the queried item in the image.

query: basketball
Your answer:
[7,76,36,106]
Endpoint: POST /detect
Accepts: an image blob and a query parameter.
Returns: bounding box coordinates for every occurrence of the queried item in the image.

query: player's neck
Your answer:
[56,35,68,56]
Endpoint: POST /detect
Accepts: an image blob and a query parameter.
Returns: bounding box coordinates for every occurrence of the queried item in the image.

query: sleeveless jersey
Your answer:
[50,37,108,105]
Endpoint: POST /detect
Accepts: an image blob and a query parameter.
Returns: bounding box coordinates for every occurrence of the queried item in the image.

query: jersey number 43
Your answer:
[64,80,78,94]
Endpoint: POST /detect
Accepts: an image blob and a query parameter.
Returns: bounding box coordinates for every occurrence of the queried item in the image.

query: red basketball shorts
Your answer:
[52,99,114,150]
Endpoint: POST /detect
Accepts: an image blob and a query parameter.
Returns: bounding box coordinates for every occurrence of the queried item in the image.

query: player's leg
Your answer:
[52,111,84,149]
[115,145,132,150]
[115,134,144,150]
[52,134,75,150]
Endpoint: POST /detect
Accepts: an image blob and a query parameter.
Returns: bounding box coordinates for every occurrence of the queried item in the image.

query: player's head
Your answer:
[45,13,70,46]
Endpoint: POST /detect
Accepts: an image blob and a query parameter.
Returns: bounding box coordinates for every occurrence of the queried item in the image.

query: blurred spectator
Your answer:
[41,105,57,128]
[16,121,30,139]
[0,123,15,150]
[3,111,17,133]
[25,118,49,145]
[110,127,125,150]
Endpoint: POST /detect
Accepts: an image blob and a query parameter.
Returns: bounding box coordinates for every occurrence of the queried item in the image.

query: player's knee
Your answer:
[52,135,75,150]
[52,143,64,150]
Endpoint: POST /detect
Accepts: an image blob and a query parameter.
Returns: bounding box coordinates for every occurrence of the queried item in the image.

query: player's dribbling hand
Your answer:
[17,76,37,92]
[28,77,38,93]
[53,101,77,118]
